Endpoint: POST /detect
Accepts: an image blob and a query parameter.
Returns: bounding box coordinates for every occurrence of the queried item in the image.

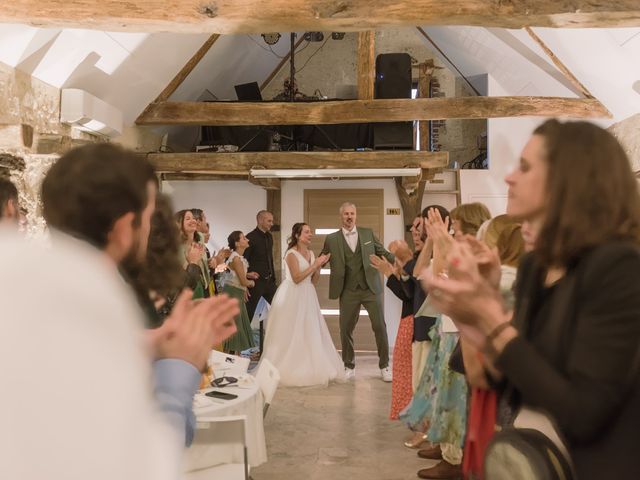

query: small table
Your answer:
[184,377,267,471]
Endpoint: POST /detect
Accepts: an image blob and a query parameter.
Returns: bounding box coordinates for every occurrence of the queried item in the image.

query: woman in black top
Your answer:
[424,120,640,479]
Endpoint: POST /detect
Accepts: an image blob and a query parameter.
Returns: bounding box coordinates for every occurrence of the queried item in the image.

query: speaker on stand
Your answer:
[373,53,413,150]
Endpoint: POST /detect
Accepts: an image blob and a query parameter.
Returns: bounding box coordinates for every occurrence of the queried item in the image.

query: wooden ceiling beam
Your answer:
[357,31,375,100]
[136,33,220,124]
[136,96,610,126]
[3,1,640,32]
[146,150,449,174]
[524,27,593,99]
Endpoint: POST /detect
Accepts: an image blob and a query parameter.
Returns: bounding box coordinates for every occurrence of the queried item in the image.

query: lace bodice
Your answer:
[284,249,315,285]
[225,251,249,289]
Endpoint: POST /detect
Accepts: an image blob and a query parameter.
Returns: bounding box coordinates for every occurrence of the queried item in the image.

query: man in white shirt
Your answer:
[40,143,238,447]
[0,230,182,480]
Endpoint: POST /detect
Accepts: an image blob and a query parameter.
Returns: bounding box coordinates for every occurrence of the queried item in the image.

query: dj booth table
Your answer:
[199,99,413,152]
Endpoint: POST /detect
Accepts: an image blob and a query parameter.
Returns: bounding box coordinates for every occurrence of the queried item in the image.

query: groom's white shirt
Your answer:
[342,226,358,252]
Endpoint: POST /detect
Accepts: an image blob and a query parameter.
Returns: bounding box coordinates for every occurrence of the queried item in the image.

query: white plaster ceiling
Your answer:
[0,24,290,125]
[420,26,640,124]
[0,22,639,129]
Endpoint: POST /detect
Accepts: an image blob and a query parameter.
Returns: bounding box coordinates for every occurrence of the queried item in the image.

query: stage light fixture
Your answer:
[331,32,346,40]
[303,32,324,42]
[261,33,281,45]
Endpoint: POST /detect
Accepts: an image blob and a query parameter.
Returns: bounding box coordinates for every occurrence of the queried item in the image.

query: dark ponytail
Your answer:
[228,230,242,251]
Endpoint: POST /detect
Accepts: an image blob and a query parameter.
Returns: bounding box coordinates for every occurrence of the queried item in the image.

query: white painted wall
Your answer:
[161,180,267,253]
[459,76,545,215]
[281,178,404,346]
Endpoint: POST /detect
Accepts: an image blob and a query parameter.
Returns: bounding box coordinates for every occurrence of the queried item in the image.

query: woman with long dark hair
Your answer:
[222,230,255,354]
[425,120,640,479]
[175,209,210,298]
[124,194,189,327]
[260,222,342,386]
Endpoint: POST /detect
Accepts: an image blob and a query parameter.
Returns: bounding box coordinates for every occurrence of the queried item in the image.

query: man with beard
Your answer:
[41,143,238,447]
[322,202,395,382]
[244,210,277,351]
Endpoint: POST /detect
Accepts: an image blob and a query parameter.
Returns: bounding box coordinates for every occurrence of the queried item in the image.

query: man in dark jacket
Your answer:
[244,210,278,350]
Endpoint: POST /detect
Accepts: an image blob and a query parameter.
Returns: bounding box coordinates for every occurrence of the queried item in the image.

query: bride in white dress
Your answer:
[262,222,345,387]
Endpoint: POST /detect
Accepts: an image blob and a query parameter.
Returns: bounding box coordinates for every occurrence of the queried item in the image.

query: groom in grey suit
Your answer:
[321,202,394,381]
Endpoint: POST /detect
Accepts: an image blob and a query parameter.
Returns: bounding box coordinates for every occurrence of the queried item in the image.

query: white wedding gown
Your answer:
[261,249,344,387]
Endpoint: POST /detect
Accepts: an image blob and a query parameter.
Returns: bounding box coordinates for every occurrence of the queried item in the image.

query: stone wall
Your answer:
[0,62,161,236]
[607,113,640,175]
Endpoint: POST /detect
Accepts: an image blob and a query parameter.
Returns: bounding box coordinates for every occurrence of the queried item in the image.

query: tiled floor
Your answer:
[251,354,438,480]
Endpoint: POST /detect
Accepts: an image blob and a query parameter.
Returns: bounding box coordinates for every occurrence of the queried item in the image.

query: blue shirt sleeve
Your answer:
[153,359,201,447]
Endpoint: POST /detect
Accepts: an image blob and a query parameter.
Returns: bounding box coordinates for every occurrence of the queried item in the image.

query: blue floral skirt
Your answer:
[399,315,468,448]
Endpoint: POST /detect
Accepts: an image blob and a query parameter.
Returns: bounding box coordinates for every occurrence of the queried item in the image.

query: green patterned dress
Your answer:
[222,251,255,352]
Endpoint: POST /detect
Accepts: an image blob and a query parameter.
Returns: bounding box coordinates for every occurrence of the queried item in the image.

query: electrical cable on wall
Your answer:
[295,37,330,74]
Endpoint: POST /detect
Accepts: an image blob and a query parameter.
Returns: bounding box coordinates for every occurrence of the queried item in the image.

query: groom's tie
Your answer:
[344,230,357,252]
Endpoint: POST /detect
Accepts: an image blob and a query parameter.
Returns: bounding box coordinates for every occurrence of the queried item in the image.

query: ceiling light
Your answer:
[261,33,281,45]
[250,168,421,179]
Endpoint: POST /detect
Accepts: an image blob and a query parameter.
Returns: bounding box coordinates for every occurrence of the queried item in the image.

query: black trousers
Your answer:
[246,277,277,351]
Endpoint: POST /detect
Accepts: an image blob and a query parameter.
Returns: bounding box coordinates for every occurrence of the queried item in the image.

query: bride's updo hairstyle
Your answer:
[287,222,308,250]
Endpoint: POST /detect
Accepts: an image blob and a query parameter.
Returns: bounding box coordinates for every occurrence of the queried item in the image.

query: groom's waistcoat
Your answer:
[341,234,368,291]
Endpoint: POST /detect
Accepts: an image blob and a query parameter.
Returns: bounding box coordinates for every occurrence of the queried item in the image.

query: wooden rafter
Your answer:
[136,96,610,126]
[136,34,220,124]
[357,31,375,100]
[3,1,640,33]
[525,27,594,100]
[395,176,427,247]
[416,27,480,96]
[146,150,449,174]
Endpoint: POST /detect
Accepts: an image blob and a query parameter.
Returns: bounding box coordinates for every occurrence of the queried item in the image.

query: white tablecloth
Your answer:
[184,376,267,471]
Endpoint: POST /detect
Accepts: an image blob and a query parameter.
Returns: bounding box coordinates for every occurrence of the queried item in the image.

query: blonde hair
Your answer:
[450,202,491,236]
[480,214,525,267]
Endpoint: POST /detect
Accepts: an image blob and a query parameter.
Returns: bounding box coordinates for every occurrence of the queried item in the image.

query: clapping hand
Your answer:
[464,235,501,289]
[209,247,231,268]
[425,208,453,254]
[314,253,331,269]
[187,242,204,264]
[370,255,395,277]
[420,241,504,349]
[388,239,413,266]
[147,290,239,371]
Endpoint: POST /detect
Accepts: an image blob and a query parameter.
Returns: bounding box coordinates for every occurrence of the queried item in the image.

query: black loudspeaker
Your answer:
[374,53,413,149]
[373,122,413,149]
[375,53,412,99]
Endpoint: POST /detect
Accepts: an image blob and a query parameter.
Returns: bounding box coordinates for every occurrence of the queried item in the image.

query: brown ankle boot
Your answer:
[417,444,442,460]
[417,460,462,479]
